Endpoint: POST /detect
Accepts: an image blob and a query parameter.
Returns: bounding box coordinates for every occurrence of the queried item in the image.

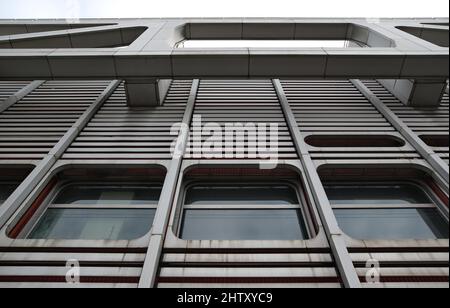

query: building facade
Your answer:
[0,18,448,288]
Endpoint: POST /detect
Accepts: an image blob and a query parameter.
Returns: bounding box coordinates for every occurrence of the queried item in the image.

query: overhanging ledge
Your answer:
[0,18,448,107]
[0,50,448,80]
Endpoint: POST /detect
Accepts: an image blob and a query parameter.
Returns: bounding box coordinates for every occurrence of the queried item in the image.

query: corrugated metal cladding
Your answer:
[362,80,449,165]
[0,80,111,160]
[63,80,192,160]
[0,78,448,288]
[186,80,298,159]
[0,81,30,103]
[280,80,419,161]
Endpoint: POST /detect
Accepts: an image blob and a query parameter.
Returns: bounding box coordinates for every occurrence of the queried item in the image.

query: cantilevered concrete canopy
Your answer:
[0,18,448,107]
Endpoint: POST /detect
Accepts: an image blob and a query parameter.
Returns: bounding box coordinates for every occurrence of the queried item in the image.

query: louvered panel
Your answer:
[187,80,298,159]
[157,252,341,288]
[0,81,31,104]
[63,80,191,160]
[352,250,449,288]
[0,250,146,287]
[280,80,418,161]
[363,81,449,165]
[0,81,110,160]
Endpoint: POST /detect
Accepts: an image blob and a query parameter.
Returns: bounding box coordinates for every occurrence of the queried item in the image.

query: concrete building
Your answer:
[0,18,448,288]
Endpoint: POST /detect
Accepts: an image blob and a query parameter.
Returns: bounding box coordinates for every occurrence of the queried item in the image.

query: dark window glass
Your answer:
[185,185,299,205]
[0,183,18,204]
[28,209,156,240]
[181,209,307,240]
[335,208,449,240]
[53,185,161,205]
[324,184,432,205]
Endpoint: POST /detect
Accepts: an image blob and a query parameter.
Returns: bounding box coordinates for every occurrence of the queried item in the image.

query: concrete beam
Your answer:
[125,79,172,107]
[379,79,447,107]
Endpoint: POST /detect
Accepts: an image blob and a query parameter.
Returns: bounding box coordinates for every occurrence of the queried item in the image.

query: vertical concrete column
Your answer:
[138,79,199,288]
[273,79,361,289]
[125,78,172,107]
[378,79,447,107]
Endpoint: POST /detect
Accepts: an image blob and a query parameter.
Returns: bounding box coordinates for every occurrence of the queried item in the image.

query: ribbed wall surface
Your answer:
[63,80,191,160]
[0,249,146,288]
[280,80,419,161]
[0,79,447,288]
[351,250,449,288]
[0,81,30,104]
[0,81,110,160]
[187,80,297,159]
[363,80,449,165]
[157,251,341,288]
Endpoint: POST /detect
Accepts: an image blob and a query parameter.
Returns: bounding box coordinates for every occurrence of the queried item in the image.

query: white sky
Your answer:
[0,0,449,19]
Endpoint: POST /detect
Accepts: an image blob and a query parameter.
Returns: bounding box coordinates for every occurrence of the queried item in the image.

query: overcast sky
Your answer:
[0,0,449,19]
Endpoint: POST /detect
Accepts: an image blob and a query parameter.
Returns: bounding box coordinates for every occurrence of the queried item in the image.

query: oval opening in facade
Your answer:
[420,135,449,147]
[305,135,405,148]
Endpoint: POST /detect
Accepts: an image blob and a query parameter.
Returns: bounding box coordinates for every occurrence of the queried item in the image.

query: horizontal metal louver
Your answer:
[362,81,449,165]
[0,249,146,288]
[280,80,419,161]
[157,251,340,288]
[186,80,297,159]
[0,81,31,103]
[63,80,191,160]
[0,80,110,160]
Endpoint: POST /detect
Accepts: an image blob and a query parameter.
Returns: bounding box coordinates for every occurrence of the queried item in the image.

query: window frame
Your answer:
[23,180,162,239]
[177,179,314,240]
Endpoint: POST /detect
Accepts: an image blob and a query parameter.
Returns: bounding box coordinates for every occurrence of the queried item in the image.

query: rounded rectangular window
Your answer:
[27,184,162,241]
[305,135,405,148]
[28,208,156,240]
[334,208,449,240]
[179,182,310,241]
[324,182,449,240]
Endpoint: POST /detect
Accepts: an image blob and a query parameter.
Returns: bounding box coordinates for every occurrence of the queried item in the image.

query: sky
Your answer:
[0,0,449,19]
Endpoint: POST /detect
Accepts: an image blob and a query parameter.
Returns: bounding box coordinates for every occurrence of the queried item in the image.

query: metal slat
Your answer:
[0,80,111,160]
[63,80,191,160]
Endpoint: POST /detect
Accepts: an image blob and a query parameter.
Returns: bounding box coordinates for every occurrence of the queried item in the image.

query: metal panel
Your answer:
[0,81,33,105]
[186,80,298,159]
[280,80,419,161]
[64,80,192,160]
[0,80,111,160]
[365,80,449,165]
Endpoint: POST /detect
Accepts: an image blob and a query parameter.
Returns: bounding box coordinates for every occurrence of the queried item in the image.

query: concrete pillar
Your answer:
[125,79,172,107]
[379,79,447,107]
